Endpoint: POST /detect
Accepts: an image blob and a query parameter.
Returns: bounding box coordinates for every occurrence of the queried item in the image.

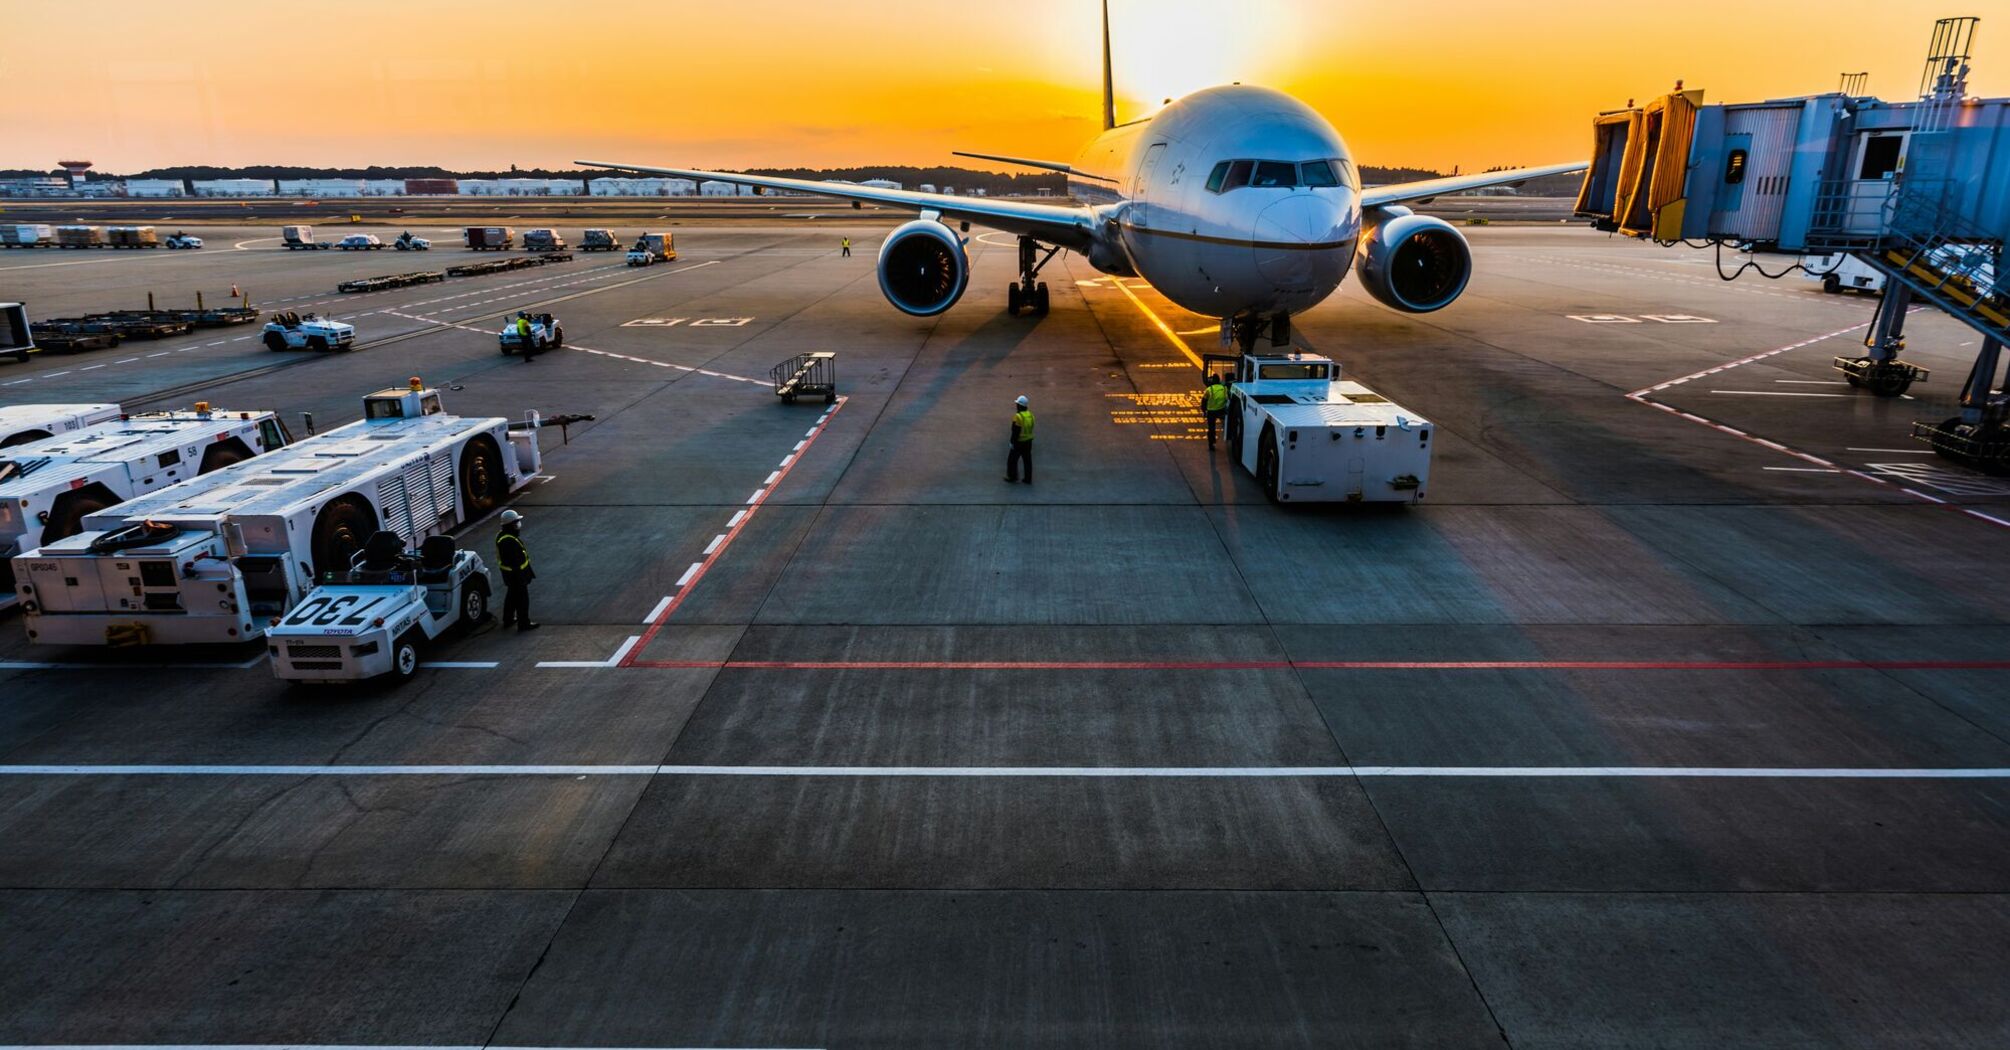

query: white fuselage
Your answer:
[1068,85,1363,318]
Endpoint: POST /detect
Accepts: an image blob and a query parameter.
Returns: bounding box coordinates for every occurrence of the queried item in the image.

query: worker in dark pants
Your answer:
[841,237,851,258]
[1004,394,1034,484]
[495,509,538,630]
[1201,373,1229,449]
[515,313,537,363]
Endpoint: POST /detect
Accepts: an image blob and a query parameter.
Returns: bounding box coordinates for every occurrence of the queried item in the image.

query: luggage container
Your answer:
[522,228,567,251]
[0,403,123,447]
[465,226,515,251]
[0,303,32,363]
[0,405,289,609]
[579,228,621,251]
[106,226,159,249]
[15,380,545,646]
[1,225,54,248]
[281,224,331,250]
[55,225,105,249]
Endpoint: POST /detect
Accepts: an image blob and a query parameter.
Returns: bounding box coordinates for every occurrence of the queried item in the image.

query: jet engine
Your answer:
[876,219,970,316]
[1352,206,1472,313]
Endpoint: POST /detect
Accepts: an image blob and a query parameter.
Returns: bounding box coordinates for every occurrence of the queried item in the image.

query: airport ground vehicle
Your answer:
[338,234,385,250]
[15,380,544,646]
[1,303,35,364]
[465,226,514,251]
[282,225,331,250]
[1215,350,1432,504]
[0,405,287,608]
[498,313,563,355]
[1805,253,1885,295]
[523,228,567,252]
[580,228,621,252]
[2,225,54,248]
[164,233,205,249]
[0,403,122,447]
[107,227,160,249]
[393,232,431,251]
[263,312,356,352]
[266,531,490,682]
[627,232,674,266]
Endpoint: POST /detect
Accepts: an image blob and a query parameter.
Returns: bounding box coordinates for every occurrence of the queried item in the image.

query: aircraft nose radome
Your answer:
[1255,195,1343,245]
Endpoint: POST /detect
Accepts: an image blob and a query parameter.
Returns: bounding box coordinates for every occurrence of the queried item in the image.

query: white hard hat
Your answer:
[1015,395,1029,407]
[500,509,523,524]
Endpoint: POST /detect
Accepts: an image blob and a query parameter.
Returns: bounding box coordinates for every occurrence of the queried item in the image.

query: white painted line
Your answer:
[1763,466,1841,473]
[1709,390,1853,398]
[1848,447,1935,454]
[747,489,765,504]
[419,661,500,669]
[113,356,138,364]
[806,428,819,438]
[78,364,105,371]
[42,370,69,377]
[793,441,807,452]
[146,351,169,358]
[728,510,746,527]
[764,470,782,486]
[1,379,30,386]
[704,533,725,554]
[676,563,702,587]
[532,661,618,669]
[607,635,641,665]
[643,595,674,623]
[1774,379,1849,385]
[2,764,2007,779]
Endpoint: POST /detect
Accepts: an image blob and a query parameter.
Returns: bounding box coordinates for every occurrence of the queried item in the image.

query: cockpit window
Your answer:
[1207,159,1357,193]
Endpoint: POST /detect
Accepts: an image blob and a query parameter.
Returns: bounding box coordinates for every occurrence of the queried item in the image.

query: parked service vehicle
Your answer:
[15,379,544,646]
[1804,253,1884,294]
[107,226,160,249]
[164,232,205,249]
[465,226,515,251]
[338,233,385,250]
[262,311,357,352]
[267,531,491,682]
[0,402,122,448]
[282,225,330,250]
[498,313,563,355]
[626,232,674,266]
[0,405,289,609]
[393,231,431,251]
[522,228,567,252]
[1,303,35,364]
[579,228,621,252]
[2,225,54,248]
[1221,350,1432,504]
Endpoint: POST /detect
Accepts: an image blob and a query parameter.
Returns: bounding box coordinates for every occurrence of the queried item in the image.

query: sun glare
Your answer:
[1103,0,1302,119]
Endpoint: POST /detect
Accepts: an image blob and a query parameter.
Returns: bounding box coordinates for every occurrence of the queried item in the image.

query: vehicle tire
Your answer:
[264,332,288,351]
[1865,369,1912,398]
[307,336,328,352]
[458,435,505,516]
[1,428,52,449]
[1035,282,1050,314]
[1226,404,1243,460]
[391,632,422,680]
[1007,283,1022,315]
[1822,274,1842,294]
[1257,427,1281,504]
[197,437,255,473]
[309,495,376,575]
[459,577,490,627]
[10,350,27,364]
[42,488,116,542]
[551,327,563,348]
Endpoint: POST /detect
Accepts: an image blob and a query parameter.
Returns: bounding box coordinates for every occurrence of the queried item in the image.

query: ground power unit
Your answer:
[0,406,288,609]
[1222,351,1432,504]
[0,403,123,448]
[15,381,541,646]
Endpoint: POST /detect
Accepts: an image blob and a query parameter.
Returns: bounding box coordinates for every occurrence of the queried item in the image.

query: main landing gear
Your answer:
[1007,235,1057,316]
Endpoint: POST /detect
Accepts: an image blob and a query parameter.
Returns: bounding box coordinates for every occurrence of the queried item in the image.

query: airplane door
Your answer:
[1132,143,1167,228]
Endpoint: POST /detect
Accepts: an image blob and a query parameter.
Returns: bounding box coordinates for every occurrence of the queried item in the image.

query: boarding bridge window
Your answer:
[1859,135,1905,180]
[1258,363,1329,381]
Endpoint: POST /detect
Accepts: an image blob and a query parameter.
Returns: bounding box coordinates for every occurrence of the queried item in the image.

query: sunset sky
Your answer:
[4,0,1999,175]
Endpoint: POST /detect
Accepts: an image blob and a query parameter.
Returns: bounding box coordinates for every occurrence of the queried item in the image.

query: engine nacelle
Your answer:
[876,219,970,316]
[1352,206,1472,313]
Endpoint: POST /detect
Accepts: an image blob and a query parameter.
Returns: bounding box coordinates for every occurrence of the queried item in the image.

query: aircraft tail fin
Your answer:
[1101,0,1116,130]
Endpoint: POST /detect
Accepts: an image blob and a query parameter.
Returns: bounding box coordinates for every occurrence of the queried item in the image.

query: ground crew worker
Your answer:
[1005,395,1035,484]
[1201,374,1229,449]
[496,509,538,630]
[515,312,536,363]
[841,237,851,258]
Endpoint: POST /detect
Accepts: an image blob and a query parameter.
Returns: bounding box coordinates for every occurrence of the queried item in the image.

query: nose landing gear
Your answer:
[1226,312,1293,352]
[1008,235,1058,316]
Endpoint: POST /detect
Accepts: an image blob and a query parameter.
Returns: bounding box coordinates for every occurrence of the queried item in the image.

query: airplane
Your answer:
[580,2,1585,352]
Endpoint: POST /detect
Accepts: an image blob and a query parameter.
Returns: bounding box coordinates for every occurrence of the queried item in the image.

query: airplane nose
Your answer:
[1252,193,1352,292]
[1255,194,1344,245]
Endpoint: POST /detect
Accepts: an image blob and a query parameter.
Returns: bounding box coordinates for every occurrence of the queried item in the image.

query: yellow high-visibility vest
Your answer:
[1013,409,1035,441]
[496,532,531,571]
[1203,384,1228,412]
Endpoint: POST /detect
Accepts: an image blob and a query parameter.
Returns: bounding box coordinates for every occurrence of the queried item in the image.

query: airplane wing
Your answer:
[951,150,1119,183]
[576,159,1099,249]
[1360,161,1587,209]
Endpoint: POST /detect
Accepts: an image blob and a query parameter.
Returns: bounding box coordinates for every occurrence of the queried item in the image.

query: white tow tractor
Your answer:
[0,402,123,448]
[1217,349,1433,504]
[267,530,490,682]
[262,311,356,352]
[393,232,431,251]
[498,313,563,355]
[164,232,205,250]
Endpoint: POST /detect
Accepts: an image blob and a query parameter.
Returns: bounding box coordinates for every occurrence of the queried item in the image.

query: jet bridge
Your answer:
[1577,16,2010,470]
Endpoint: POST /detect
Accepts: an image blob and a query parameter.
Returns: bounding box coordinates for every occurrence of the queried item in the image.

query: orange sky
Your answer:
[3,0,1999,174]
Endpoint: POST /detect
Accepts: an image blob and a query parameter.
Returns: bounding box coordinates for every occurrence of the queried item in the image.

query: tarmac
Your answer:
[1,216,2007,1048]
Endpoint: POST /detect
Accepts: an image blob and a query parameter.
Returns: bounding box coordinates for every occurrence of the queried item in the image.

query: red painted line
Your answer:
[620,658,2010,672]
[620,397,848,667]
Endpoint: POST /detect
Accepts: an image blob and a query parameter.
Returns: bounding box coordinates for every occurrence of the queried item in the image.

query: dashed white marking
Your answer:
[747,489,765,504]
[3,764,2007,779]
[1849,447,1935,455]
[764,470,781,486]
[704,534,725,555]
[676,563,701,587]
[1710,390,1853,398]
[78,364,105,371]
[642,595,674,624]
[419,661,500,669]
[1763,466,1842,473]
[728,510,746,527]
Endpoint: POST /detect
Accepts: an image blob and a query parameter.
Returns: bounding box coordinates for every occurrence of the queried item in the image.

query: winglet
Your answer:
[1101,0,1116,130]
